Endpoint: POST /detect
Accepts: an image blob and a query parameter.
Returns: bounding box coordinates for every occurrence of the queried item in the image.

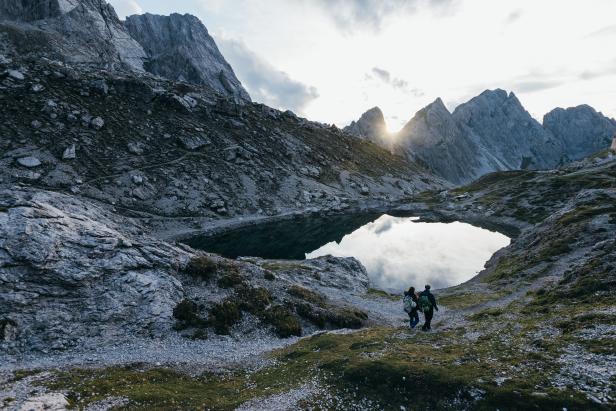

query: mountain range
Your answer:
[345,90,616,183]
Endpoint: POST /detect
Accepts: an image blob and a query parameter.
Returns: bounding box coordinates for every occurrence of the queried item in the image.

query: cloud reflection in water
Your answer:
[306,215,510,292]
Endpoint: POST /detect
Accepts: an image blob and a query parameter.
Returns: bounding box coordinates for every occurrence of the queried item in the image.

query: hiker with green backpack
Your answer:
[418,285,438,331]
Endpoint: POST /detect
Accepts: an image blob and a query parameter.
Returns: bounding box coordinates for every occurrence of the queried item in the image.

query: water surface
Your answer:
[185,214,510,292]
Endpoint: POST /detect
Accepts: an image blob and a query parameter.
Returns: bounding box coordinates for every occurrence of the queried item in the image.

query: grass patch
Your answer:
[366,288,400,301]
[438,291,504,310]
[172,299,206,330]
[468,307,505,321]
[209,300,241,335]
[184,256,217,281]
[287,285,326,306]
[264,305,302,338]
[44,325,604,410]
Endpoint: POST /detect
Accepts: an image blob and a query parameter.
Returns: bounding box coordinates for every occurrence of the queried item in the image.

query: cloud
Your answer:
[309,0,456,33]
[511,80,563,93]
[586,24,616,38]
[579,59,616,81]
[369,67,425,96]
[505,9,523,25]
[217,38,319,114]
[108,0,143,19]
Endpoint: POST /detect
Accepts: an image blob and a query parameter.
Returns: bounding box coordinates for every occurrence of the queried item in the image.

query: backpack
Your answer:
[419,294,432,312]
[403,295,416,313]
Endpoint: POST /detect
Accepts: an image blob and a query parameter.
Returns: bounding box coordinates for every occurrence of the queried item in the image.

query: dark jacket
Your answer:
[419,290,438,311]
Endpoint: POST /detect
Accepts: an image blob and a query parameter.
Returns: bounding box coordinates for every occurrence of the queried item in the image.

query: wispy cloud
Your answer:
[308,0,457,33]
[579,59,616,81]
[586,24,616,38]
[368,67,424,97]
[505,9,523,25]
[217,38,319,114]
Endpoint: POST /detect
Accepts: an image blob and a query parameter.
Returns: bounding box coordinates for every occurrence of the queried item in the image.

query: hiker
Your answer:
[403,286,420,329]
[418,284,438,331]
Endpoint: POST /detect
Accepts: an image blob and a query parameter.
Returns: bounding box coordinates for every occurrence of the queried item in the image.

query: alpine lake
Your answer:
[184,213,511,293]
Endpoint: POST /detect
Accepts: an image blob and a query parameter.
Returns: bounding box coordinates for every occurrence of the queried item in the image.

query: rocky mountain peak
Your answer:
[124,12,250,101]
[543,104,616,161]
[343,106,387,143]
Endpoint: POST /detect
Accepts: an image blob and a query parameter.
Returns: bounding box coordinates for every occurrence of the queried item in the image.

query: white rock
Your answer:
[31,83,45,92]
[17,156,42,168]
[7,69,24,80]
[19,393,68,411]
[62,144,76,160]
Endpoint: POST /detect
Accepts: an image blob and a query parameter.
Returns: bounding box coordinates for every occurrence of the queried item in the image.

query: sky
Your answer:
[110,0,616,131]
[306,215,510,292]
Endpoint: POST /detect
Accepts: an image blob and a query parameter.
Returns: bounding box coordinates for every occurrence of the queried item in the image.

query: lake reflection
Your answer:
[306,215,510,292]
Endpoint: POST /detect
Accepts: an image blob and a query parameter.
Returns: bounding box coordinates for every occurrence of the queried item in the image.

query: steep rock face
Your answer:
[0,188,188,352]
[125,13,250,101]
[611,135,616,153]
[0,0,146,70]
[343,107,388,145]
[453,89,564,170]
[396,98,505,184]
[543,105,616,161]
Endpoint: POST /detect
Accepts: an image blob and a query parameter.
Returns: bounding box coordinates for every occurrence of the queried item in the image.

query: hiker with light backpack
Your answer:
[418,284,438,331]
[403,286,420,329]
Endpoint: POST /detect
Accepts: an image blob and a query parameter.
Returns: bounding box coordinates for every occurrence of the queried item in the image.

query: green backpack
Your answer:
[419,294,432,312]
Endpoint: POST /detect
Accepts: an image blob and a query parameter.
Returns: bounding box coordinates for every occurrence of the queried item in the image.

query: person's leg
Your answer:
[421,311,429,331]
[425,309,433,330]
[407,313,413,328]
[410,310,419,328]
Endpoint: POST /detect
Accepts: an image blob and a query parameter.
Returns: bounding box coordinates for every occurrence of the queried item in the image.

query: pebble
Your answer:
[31,83,45,92]
[91,117,105,130]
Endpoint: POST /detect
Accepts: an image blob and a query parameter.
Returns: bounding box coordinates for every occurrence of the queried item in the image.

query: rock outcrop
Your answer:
[0,0,147,70]
[343,107,388,146]
[125,13,250,101]
[543,104,616,161]
[611,134,616,153]
[0,188,188,352]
